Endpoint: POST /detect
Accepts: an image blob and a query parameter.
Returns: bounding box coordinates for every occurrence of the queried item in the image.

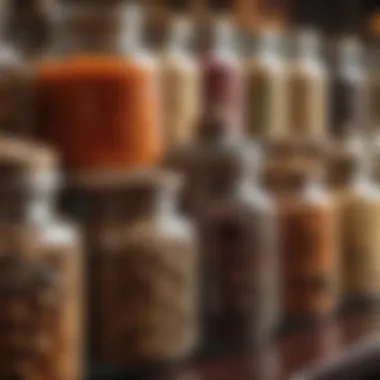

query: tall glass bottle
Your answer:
[286,30,328,138]
[200,17,243,130]
[244,29,287,138]
[34,1,162,171]
[161,16,200,146]
[277,165,339,325]
[78,170,198,368]
[0,137,82,380]
[332,156,380,306]
[329,37,368,140]
[198,144,279,349]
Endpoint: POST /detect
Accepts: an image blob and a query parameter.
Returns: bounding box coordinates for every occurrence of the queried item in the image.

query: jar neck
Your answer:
[294,30,320,62]
[254,30,281,60]
[167,16,192,54]
[211,16,235,56]
[51,3,143,54]
[0,172,59,226]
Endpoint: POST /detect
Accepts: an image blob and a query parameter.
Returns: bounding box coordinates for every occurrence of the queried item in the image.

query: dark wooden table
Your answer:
[156,307,380,380]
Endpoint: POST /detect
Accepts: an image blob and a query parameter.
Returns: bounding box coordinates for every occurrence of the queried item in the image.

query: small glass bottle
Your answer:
[160,16,200,146]
[244,29,287,138]
[78,169,198,368]
[197,144,279,349]
[0,137,82,380]
[277,165,339,325]
[329,37,368,140]
[287,30,328,138]
[35,1,162,171]
[332,156,380,306]
[200,17,243,130]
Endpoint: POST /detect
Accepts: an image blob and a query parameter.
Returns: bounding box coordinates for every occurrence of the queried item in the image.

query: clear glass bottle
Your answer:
[286,30,328,138]
[197,143,279,349]
[0,137,82,380]
[160,16,200,146]
[34,1,162,171]
[78,169,198,368]
[244,29,287,138]
[277,165,339,325]
[329,37,368,140]
[332,155,380,305]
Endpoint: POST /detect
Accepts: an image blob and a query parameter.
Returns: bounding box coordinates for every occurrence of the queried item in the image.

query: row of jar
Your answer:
[0,1,377,172]
[0,112,380,378]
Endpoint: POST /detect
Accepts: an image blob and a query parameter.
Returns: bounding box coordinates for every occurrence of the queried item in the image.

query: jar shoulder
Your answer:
[36,218,80,250]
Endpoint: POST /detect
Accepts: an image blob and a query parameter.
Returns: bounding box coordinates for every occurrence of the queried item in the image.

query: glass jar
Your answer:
[160,16,200,146]
[77,169,198,368]
[196,144,279,349]
[332,156,380,306]
[286,30,328,138]
[0,137,82,380]
[277,166,339,325]
[4,0,54,58]
[34,1,162,171]
[244,29,287,138]
[200,17,243,130]
[328,37,368,140]
[165,112,255,217]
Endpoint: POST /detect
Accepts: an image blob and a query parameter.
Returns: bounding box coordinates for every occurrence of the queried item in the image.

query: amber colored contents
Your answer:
[35,56,162,170]
[279,198,338,321]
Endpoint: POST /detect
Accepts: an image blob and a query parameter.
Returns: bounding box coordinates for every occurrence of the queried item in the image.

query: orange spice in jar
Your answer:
[34,1,162,171]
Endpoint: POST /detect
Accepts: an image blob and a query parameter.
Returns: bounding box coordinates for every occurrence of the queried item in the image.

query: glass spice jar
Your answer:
[34,0,162,171]
[244,29,287,138]
[286,30,328,138]
[331,155,380,306]
[196,143,279,349]
[164,111,255,217]
[160,16,200,146]
[277,165,339,326]
[328,37,368,140]
[0,137,82,380]
[77,169,198,369]
[200,16,243,131]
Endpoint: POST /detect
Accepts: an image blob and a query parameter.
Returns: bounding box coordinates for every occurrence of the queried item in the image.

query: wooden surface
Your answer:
[156,307,380,380]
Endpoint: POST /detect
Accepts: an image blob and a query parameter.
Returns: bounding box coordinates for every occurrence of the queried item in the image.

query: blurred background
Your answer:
[2,1,380,380]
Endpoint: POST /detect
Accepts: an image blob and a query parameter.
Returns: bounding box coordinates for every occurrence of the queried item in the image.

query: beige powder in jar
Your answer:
[334,178,380,301]
[160,18,201,146]
[79,170,199,367]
